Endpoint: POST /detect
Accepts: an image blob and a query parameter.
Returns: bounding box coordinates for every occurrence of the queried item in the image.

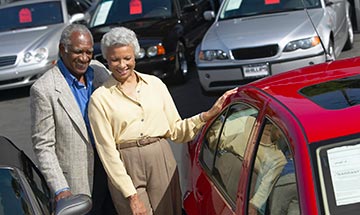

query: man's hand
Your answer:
[128,194,147,215]
[55,190,72,202]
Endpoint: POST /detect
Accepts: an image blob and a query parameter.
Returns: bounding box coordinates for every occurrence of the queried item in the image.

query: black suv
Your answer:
[88,0,219,83]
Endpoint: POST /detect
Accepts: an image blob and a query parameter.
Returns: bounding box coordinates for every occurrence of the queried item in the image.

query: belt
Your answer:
[117,137,161,150]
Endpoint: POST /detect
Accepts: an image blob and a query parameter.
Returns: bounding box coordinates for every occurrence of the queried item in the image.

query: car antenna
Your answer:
[300,0,334,62]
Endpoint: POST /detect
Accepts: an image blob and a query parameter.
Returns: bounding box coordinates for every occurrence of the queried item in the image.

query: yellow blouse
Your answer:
[88,71,205,197]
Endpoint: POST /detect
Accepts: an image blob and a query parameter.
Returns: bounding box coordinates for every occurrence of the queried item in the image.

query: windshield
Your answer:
[90,0,173,27]
[219,0,321,20]
[0,1,63,32]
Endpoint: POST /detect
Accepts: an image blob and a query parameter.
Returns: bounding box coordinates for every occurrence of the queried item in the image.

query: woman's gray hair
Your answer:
[60,24,93,51]
[101,27,140,59]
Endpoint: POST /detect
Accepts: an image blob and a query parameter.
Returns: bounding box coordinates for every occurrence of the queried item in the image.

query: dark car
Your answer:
[88,0,219,83]
[183,56,360,214]
[0,136,91,215]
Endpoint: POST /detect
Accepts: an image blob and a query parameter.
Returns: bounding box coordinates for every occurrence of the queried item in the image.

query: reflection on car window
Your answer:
[90,0,173,27]
[20,153,51,214]
[219,0,320,20]
[0,168,34,215]
[300,74,360,110]
[0,1,63,32]
[66,0,91,15]
[248,119,299,215]
[200,103,258,207]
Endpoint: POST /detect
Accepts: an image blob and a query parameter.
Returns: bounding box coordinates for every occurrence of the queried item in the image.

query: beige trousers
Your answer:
[109,138,182,215]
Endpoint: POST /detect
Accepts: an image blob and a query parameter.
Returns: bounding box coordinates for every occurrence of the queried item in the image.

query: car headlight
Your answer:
[23,47,48,63]
[137,48,146,59]
[198,50,228,61]
[136,44,166,59]
[284,36,320,52]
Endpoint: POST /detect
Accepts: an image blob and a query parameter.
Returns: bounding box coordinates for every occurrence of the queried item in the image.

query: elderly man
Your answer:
[30,24,115,214]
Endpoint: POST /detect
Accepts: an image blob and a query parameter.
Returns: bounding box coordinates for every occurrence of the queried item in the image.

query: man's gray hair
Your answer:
[101,27,140,59]
[60,24,93,51]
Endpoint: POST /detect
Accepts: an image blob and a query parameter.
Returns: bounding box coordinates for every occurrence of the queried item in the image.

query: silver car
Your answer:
[196,0,353,93]
[0,0,87,90]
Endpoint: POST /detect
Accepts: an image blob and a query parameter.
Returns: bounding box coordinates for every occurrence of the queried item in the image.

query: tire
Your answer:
[172,42,188,84]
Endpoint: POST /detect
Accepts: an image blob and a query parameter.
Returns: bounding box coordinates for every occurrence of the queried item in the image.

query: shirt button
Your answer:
[140,133,143,136]
[137,90,140,93]
[141,119,144,122]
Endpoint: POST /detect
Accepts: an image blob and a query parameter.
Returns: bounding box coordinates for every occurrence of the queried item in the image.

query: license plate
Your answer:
[243,63,270,78]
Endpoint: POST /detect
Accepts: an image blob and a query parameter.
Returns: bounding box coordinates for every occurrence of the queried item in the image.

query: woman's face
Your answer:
[106,45,136,83]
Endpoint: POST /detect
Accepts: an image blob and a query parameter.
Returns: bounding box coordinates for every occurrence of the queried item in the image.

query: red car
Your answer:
[183,56,360,215]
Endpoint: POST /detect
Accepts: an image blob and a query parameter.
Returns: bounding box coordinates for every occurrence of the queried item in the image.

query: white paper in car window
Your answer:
[225,0,242,11]
[328,144,360,206]
[93,1,113,26]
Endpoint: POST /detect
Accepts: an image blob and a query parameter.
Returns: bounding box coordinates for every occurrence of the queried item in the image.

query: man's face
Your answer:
[59,31,93,79]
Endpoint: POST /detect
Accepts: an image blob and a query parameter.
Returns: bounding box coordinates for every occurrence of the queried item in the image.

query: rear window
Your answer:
[0,1,63,32]
[311,134,360,215]
[300,75,360,110]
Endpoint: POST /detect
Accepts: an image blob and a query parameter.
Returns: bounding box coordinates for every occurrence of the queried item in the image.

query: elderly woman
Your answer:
[88,26,235,215]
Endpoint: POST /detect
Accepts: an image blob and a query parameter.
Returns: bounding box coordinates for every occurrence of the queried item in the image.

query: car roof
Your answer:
[0,136,27,170]
[248,56,360,143]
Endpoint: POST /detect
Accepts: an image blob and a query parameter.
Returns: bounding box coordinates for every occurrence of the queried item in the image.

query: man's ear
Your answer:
[59,44,66,57]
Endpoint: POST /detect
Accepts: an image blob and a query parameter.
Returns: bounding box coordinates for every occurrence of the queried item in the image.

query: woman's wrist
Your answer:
[200,112,209,122]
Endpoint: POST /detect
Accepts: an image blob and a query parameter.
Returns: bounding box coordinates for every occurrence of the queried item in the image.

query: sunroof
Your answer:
[300,75,360,110]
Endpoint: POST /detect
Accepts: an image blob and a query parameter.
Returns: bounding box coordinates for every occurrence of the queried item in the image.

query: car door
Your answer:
[245,118,300,215]
[325,0,348,50]
[195,102,259,214]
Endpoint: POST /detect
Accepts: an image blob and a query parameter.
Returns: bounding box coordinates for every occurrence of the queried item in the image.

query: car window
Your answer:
[66,0,92,15]
[313,134,360,215]
[247,119,299,215]
[200,103,258,207]
[0,168,34,215]
[0,1,64,32]
[21,153,51,214]
[219,0,321,20]
[300,74,360,110]
[90,0,173,27]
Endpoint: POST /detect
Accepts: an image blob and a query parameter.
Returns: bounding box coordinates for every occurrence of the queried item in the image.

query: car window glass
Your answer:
[90,0,173,27]
[300,74,360,110]
[219,0,320,20]
[313,135,360,215]
[66,0,91,15]
[248,119,299,215]
[21,153,51,214]
[200,103,258,206]
[0,168,34,215]
[0,1,64,32]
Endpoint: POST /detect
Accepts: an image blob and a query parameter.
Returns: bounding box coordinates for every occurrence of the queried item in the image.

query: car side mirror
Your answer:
[55,194,92,215]
[203,11,215,21]
[69,13,86,24]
